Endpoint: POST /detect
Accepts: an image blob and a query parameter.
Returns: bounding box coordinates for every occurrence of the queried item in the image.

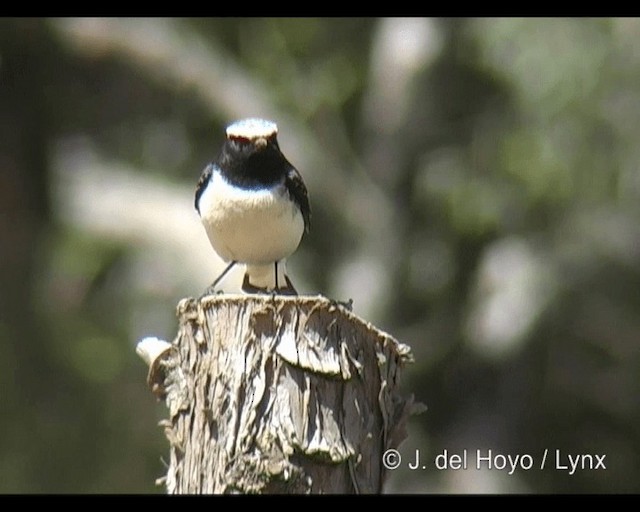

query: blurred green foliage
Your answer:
[0,17,638,493]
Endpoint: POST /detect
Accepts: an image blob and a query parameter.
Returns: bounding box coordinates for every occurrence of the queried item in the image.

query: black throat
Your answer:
[218,136,290,189]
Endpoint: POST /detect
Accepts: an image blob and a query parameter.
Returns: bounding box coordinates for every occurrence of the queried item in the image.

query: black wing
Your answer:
[286,166,311,233]
[194,163,215,214]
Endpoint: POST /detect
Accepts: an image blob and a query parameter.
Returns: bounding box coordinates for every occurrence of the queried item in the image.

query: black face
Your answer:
[218,134,293,189]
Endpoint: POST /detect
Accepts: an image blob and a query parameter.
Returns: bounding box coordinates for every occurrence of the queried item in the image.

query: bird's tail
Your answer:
[243,261,298,295]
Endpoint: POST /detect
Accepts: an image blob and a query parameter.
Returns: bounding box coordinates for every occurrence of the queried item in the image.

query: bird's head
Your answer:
[226,118,278,151]
[218,118,290,186]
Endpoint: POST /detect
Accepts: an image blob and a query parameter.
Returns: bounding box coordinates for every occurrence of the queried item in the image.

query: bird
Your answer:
[195,118,310,295]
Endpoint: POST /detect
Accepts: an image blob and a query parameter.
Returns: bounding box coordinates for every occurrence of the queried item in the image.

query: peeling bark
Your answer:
[147,294,415,494]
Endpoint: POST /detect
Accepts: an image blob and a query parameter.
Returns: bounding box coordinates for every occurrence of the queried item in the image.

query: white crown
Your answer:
[226,118,278,140]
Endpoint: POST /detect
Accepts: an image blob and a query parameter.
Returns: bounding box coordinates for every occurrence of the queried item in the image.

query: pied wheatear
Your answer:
[195,118,310,295]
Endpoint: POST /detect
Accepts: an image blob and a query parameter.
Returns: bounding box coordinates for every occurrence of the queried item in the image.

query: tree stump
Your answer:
[138,294,415,494]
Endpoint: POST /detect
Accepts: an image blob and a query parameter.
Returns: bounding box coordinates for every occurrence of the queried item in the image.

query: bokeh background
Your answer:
[1,17,639,494]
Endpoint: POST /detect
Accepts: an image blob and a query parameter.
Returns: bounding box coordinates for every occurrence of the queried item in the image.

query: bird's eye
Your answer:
[229,135,252,144]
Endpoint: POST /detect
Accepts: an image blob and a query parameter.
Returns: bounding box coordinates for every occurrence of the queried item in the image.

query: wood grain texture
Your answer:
[151,294,414,494]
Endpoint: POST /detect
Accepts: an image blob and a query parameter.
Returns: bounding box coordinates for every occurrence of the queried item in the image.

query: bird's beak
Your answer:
[255,137,268,149]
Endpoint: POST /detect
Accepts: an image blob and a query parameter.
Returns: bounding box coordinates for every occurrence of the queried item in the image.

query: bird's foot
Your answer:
[199,283,226,299]
[329,297,354,311]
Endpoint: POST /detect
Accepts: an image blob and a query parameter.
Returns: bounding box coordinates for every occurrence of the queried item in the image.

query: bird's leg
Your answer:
[203,260,237,296]
[276,261,298,295]
[213,260,237,287]
[283,275,298,296]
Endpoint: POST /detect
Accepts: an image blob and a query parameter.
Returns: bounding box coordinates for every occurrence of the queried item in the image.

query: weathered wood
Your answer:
[146,294,414,494]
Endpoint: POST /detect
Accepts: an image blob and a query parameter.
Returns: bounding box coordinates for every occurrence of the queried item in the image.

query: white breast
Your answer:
[198,169,304,265]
